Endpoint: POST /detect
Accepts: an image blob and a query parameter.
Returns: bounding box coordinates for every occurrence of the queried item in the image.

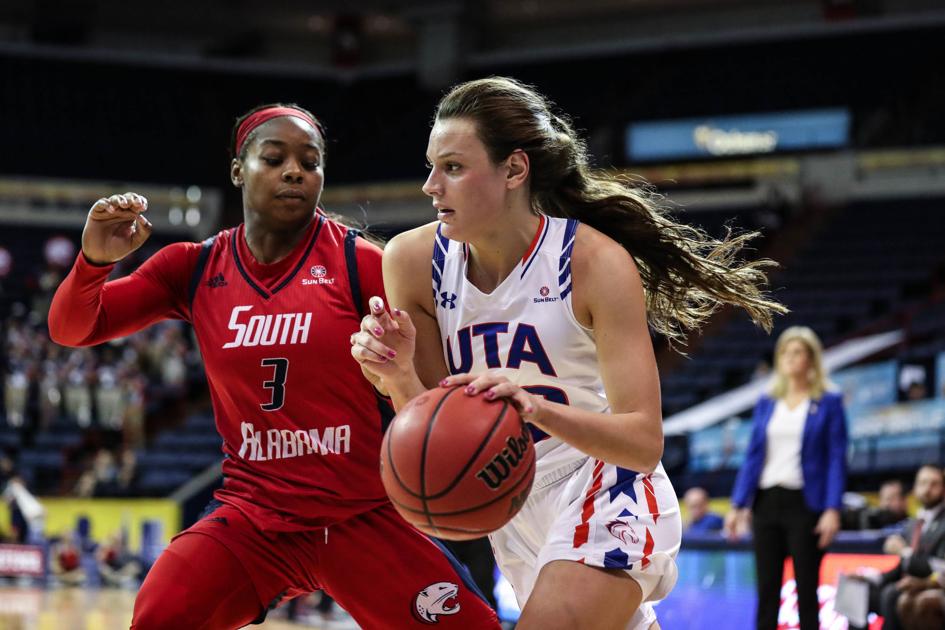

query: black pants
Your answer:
[752,487,824,630]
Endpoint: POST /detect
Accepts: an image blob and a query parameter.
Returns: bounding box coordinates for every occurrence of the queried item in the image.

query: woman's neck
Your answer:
[243,214,316,264]
[466,210,541,293]
[785,377,810,399]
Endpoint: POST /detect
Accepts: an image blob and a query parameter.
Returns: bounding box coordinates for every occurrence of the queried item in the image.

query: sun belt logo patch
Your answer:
[413,581,460,624]
[302,264,334,285]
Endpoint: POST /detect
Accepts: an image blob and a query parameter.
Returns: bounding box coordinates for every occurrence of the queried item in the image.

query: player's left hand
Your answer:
[814,508,841,549]
[441,372,543,424]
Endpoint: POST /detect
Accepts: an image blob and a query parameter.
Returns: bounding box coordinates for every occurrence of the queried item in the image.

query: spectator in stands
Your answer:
[73,448,120,497]
[51,538,85,586]
[849,465,945,630]
[97,532,142,588]
[684,487,724,533]
[725,326,848,630]
[874,480,910,530]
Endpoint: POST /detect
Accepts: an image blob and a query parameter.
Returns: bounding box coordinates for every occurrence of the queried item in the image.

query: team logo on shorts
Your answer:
[606,519,640,545]
[413,581,460,624]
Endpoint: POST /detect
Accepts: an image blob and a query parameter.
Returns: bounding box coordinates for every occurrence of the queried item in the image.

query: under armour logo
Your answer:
[439,292,457,309]
[207,273,227,288]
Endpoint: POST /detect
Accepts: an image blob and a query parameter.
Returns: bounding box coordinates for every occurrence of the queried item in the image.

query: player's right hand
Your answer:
[350,296,417,383]
[81,192,152,265]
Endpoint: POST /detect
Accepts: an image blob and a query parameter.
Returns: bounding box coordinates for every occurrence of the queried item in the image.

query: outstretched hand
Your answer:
[350,296,418,388]
[82,192,152,265]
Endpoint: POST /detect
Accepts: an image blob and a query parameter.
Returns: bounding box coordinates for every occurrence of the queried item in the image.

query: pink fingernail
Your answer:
[485,390,496,400]
[439,379,449,387]
[393,308,402,316]
[387,350,397,358]
[525,405,534,413]
[465,385,476,395]
[374,327,383,335]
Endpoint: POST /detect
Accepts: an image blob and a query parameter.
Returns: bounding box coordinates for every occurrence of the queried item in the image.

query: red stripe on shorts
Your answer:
[572,459,605,548]
[642,474,660,524]
[641,527,655,568]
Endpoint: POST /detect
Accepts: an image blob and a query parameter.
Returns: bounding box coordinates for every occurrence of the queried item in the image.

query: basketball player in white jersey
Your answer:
[352,77,785,629]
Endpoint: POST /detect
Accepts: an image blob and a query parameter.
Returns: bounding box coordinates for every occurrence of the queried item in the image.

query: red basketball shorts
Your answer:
[131,501,500,629]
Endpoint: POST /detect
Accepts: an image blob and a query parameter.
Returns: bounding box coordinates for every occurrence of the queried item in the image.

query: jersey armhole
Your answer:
[188,235,218,313]
[344,229,395,429]
[343,229,365,318]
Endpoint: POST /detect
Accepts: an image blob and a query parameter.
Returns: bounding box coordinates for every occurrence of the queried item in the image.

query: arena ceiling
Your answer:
[0,0,943,82]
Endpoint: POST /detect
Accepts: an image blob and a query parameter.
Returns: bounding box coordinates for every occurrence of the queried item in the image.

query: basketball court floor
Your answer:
[0,586,340,630]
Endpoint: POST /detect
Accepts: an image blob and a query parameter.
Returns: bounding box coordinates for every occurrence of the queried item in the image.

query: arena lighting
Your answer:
[0,177,222,238]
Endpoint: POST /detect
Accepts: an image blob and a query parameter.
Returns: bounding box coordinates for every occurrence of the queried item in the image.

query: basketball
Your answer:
[380,386,536,540]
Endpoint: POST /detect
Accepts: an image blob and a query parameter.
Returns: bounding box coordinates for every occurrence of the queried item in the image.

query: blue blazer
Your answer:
[731,391,848,512]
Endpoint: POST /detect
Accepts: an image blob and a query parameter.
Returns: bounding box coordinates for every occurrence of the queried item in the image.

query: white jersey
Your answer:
[433,214,606,472]
[432,215,681,626]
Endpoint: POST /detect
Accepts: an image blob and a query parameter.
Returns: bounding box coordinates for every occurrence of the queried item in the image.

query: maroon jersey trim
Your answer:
[230,215,325,299]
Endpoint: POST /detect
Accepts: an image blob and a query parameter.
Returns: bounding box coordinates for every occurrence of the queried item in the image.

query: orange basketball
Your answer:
[380,386,536,540]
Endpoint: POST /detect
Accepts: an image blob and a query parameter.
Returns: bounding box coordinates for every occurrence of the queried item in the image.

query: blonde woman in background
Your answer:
[725,326,849,630]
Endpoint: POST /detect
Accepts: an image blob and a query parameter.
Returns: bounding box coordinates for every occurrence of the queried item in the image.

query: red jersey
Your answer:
[49,215,392,530]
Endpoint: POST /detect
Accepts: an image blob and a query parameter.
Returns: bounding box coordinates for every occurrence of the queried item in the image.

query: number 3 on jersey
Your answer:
[260,358,289,411]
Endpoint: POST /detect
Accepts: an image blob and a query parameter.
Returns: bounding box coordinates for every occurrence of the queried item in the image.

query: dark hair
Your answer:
[435,76,786,346]
[229,102,325,161]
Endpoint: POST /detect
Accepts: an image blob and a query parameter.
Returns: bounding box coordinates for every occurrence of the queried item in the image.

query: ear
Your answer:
[505,149,529,190]
[230,159,243,188]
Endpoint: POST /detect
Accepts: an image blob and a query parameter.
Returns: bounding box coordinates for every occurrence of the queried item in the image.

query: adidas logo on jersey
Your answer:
[222,306,312,348]
[207,273,227,288]
[301,264,334,285]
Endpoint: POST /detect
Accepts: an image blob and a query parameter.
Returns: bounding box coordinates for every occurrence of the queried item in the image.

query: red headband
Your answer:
[235,107,323,155]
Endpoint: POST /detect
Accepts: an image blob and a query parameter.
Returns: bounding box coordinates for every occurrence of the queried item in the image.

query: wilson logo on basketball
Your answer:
[475,424,532,490]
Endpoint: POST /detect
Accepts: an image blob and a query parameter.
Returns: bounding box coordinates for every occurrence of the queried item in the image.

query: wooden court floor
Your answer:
[0,586,344,630]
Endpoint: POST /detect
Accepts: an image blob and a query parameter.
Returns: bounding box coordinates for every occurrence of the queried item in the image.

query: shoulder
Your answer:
[384,222,439,268]
[142,241,205,271]
[572,221,636,267]
[819,391,844,406]
[570,221,640,287]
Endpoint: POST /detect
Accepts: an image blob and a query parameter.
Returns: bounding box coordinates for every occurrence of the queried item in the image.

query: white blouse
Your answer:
[759,398,810,490]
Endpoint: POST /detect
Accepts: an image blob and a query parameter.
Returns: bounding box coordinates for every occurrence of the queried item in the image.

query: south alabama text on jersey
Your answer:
[189,219,390,530]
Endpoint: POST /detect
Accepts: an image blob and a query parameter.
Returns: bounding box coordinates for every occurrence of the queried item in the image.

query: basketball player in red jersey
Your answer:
[48,104,500,629]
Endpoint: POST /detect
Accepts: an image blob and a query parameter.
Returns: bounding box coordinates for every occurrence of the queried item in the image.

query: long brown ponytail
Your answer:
[435,76,786,346]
